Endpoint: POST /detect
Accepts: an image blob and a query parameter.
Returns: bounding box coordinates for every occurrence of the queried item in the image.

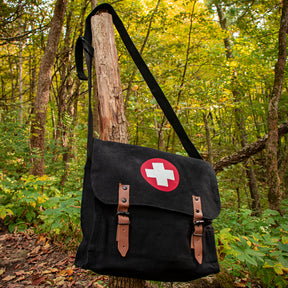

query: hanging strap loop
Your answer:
[75,3,202,160]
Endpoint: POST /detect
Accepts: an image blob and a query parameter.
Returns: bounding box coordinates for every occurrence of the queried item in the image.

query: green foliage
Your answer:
[0,174,53,232]
[0,110,31,177]
[0,111,85,241]
[0,164,83,242]
[39,189,82,244]
[215,206,288,287]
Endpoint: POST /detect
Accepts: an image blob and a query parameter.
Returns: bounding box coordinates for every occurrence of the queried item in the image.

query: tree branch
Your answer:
[213,121,288,174]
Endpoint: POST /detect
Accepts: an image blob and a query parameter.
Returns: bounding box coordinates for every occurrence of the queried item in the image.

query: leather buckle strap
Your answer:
[191,195,203,264]
[116,183,130,257]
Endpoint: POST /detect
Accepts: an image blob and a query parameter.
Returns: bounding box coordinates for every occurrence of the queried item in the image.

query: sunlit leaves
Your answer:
[215,207,288,286]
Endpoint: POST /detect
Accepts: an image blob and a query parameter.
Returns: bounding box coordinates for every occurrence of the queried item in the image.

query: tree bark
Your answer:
[30,0,67,176]
[91,11,145,288]
[266,0,288,211]
[91,0,100,137]
[108,277,145,288]
[91,12,128,143]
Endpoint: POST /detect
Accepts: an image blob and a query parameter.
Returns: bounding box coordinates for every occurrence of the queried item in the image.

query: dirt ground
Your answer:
[0,225,111,288]
[0,225,194,288]
[0,224,235,288]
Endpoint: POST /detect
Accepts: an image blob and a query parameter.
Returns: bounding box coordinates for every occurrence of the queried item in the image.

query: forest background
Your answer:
[1,0,288,287]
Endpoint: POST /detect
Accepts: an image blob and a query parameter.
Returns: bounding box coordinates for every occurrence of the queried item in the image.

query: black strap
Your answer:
[75,3,202,160]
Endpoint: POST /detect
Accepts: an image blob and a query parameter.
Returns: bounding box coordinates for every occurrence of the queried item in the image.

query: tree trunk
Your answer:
[203,112,213,164]
[91,12,128,143]
[108,277,146,288]
[215,2,261,214]
[90,11,145,288]
[53,0,77,184]
[154,116,166,151]
[91,0,100,137]
[18,18,23,124]
[245,160,261,215]
[28,53,37,121]
[266,0,288,212]
[30,0,67,176]
[235,104,261,214]
[7,47,15,103]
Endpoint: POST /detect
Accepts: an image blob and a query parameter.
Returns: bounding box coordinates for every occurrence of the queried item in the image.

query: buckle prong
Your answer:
[194,220,205,226]
[117,211,130,216]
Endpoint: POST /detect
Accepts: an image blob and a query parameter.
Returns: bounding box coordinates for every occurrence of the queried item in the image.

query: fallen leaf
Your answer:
[15,275,26,282]
[36,235,46,246]
[0,268,6,276]
[57,269,67,276]
[42,243,51,250]
[87,280,94,287]
[42,270,51,275]
[66,267,74,276]
[56,257,68,266]
[32,275,46,286]
[28,245,41,256]
[54,276,65,286]
[94,275,105,281]
[15,270,25,276]
[28,256,41,263]
[42,268,58,275]
[2,275,16,281]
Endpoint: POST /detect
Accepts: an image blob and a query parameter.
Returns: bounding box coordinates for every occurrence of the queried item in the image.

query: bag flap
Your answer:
[90,139,221,220]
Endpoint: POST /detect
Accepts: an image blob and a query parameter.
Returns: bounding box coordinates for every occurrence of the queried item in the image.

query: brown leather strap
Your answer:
[191,195,204,264]
[116,183,130,257]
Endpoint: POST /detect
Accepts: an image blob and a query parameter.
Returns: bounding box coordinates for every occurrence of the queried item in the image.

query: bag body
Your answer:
[75,139,220,281]
[75,3,221,282]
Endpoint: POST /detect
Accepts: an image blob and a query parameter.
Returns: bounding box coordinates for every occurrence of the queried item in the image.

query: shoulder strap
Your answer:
[75,3,202,160]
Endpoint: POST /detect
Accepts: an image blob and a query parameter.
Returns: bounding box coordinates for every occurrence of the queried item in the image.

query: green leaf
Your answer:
[273,263,284,275]
[277,243,288,253]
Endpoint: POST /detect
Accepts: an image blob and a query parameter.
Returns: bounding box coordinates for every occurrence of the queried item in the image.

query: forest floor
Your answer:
[0,224,108,288]
[0,222,241,288]
[0,223,201,288]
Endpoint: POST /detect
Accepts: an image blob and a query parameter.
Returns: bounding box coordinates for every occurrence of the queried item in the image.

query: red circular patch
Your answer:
[140,158,179,192]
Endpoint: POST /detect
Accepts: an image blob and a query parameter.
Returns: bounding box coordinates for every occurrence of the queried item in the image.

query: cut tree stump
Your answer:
[91,10,145,288]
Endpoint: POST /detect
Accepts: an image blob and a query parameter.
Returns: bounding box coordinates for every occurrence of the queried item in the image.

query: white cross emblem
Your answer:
[145,162,175,187]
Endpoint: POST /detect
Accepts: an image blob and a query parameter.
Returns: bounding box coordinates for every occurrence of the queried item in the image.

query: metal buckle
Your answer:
[193,220,205,226]
[193,220,204,236]
[117,211,130,225]
[117,211,130,216]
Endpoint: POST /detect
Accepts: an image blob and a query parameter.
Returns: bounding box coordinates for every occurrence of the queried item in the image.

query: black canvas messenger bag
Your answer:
[75,3,221,282]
